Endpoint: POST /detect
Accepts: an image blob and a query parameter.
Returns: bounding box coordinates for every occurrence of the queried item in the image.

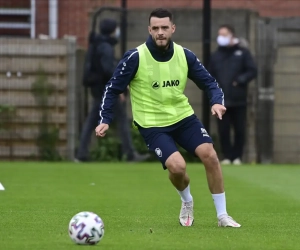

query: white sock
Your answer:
[212,192,228,218]
[177,184,193,203]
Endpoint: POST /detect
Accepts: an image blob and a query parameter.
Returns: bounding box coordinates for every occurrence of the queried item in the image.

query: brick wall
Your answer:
[53,0,300,47]
[126,0,300,18]
[35,0,48,37]
[2,0,299,47]
[0,0,30,8]
[0,0,30,36]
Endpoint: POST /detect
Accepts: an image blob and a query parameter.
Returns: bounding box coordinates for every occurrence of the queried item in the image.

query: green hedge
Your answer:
[0,105,16,131]
[31,69,62,161]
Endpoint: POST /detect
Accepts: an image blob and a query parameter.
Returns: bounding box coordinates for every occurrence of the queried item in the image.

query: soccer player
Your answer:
[95,8,241,228]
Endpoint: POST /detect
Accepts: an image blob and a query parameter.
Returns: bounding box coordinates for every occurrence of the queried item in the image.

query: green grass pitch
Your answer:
[1,162,300,249]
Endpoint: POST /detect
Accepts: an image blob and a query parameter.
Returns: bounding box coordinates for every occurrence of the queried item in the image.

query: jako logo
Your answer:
[162,80,180,87]
[152,81,160,89]
[152,80,180,89]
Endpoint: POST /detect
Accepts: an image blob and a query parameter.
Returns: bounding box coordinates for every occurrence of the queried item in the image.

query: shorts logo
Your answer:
[155,148,162,157]
[152,81,160,89]
[201,128,209,137]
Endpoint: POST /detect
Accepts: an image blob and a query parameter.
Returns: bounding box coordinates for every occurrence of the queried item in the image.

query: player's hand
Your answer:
[95,123,109,137]
[211,104,226,120]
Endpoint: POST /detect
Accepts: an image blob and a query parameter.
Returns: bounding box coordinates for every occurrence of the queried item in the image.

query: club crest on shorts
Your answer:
[155,148,162,157]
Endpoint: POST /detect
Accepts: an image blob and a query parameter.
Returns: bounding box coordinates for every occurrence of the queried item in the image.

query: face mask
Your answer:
[217,35,231,46]
[115,27,121,39]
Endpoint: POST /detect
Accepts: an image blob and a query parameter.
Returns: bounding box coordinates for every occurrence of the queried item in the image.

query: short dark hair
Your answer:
[219,24,235,35]
[149,8,173,24]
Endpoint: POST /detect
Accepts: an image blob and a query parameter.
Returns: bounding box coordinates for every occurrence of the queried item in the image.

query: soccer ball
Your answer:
[68,211,105,245]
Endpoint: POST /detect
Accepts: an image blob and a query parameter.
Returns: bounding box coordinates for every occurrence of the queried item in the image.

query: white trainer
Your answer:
[232,158,242,165]
[179,200,194,226]
[218,215,241,227]
[221,159,231,165]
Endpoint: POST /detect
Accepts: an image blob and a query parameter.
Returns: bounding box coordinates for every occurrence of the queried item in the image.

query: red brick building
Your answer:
[1,0,300,47]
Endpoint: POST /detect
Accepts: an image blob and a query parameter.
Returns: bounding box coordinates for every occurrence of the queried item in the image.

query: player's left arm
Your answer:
[184,48,225,119]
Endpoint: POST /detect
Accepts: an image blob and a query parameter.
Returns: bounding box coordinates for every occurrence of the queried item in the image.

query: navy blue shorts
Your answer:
[137,114,213,170]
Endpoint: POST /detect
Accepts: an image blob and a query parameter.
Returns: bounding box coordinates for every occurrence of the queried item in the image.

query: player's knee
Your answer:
[196,144,219,165]
[168,163,186,177]
[165,154,186,176]
[204,151,219,165]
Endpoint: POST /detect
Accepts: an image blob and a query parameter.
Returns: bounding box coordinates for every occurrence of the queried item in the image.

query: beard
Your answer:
[152,36,170,50]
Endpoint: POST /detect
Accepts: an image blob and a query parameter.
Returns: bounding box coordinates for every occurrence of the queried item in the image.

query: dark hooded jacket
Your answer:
[208,43,257,107]
[89,19,118,98]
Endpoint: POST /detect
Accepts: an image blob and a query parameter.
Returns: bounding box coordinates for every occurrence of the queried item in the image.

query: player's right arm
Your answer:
[95,49,139,137]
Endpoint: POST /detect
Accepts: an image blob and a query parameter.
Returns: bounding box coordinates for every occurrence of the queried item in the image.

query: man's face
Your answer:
[217,27,235,46]
[148,17,175,49]
[218,27,234,44]
[218,27,232,38]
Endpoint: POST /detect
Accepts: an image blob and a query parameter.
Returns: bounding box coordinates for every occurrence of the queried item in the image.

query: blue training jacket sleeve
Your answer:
[183,48,225,107]
[99,49,139,125]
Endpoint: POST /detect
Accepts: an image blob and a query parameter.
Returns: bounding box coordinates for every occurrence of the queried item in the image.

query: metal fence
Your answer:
[0,0,300,163]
